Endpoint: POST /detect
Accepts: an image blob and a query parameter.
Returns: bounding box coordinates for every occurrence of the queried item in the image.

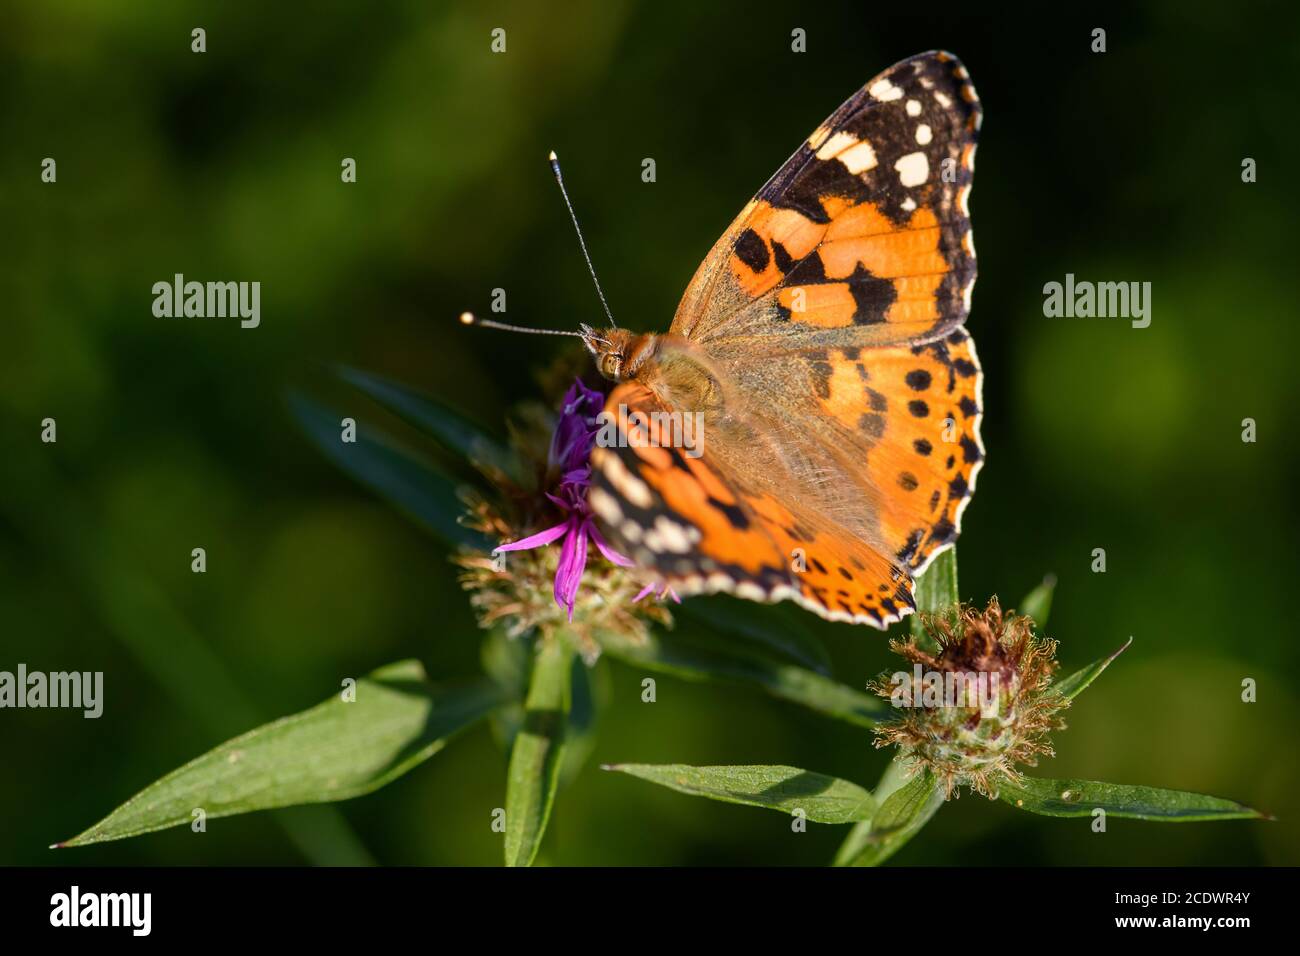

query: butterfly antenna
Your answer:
[549,150,618,329]
[458,312,608,347]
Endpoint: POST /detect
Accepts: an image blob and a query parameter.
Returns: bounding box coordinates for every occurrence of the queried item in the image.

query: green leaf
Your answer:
[482,629,528,754]
[911,547,959,649]
[999,776,1269,822]
[336,366,513,475]
[1052,636,1132,701]
[288,391,486,549]
[598,629,887,727]
[559,652,603,786]
[58,661,505,847]
[833,753,909,865]
[1017,574,1057,628]
[504,640,574,867]
[837,767,944,866]
[676,596,832,674]
[4,448,375,865]
[604,764,874,824]
[832,817,873,866]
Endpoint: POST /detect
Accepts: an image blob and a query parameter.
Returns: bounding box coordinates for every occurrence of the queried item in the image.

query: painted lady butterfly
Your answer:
[583,50,984,628]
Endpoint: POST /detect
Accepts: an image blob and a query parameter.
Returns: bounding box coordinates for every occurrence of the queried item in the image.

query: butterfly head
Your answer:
[582,325,649,383]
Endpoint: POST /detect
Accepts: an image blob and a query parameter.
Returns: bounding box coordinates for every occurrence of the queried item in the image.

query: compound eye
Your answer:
[600,353,622,380]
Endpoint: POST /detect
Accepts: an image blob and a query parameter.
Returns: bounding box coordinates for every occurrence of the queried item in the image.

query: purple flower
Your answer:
[493,380,632,620]
[548,378,605,474]
[634,581,681,605]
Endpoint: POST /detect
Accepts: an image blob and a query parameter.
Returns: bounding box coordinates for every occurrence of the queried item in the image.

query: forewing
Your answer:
[672,50,980,352]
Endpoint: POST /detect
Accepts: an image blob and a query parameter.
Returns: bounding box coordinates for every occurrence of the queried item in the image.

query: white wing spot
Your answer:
[905,99,922,117]
[894,151,929,187]
[934,91,953,108]
[644,516,697,555]
[837,140,878,174]
[869,78,904,102]
[588,487,623,524]
[915,124,932,145]
[600,454,653,508]
[901,197,917,212]
[815,130,857,161]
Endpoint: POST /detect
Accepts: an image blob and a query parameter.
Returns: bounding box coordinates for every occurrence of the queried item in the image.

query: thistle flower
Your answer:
[491,380,634,619]
[871,597,1067,800]
[456,378,671,660]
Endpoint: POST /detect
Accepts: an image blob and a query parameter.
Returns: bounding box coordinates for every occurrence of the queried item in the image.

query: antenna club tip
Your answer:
[548,150,558,162]
[459,311,476,326]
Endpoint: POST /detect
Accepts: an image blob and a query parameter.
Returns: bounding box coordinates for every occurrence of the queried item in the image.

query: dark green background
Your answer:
[2,2,1296,866]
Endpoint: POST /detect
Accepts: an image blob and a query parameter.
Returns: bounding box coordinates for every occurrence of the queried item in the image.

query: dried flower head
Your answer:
[456,378,672,661]
[871,597,1067,799]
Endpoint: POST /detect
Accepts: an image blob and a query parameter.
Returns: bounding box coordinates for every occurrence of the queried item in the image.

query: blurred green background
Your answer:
[2,1,1297,866]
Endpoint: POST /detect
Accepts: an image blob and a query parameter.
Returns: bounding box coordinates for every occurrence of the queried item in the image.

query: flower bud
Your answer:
[871,598,1066,799]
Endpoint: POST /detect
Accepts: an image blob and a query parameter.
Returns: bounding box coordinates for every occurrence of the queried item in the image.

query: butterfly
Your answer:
[583,50,984,628]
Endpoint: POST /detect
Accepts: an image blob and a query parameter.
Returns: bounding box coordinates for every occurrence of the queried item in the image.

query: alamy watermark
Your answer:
[152,273,260,328]
[0,665,102,718]
[595,404,705,459]
[884,664,1001,717]
[1042,273,1150,328]
[50,886,150,936]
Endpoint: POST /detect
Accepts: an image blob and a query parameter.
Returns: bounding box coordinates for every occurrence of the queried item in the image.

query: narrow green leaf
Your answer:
[336,366,513,474]
[559,652,603,786]
[482,629,528,754]
[832,753,909,865]
[605,764,874,824]
[676,596,833,674]
[911,547,958,649]
[4,449,374,865]
[1051,636,1132,701]
[832,817,873,866]
[289,391,486,549]
[839,769,944,866]
[480,630,601,787]
[599,629,887,727]
[1018,573,1057,628]
[999,776,1269,822]
[59,661,505,847]
[504,640,574,867]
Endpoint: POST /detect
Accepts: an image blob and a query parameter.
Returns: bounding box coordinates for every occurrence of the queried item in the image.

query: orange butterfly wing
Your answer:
[587,382,915,625]
[672,50,979,350]
[590,51,984,627]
